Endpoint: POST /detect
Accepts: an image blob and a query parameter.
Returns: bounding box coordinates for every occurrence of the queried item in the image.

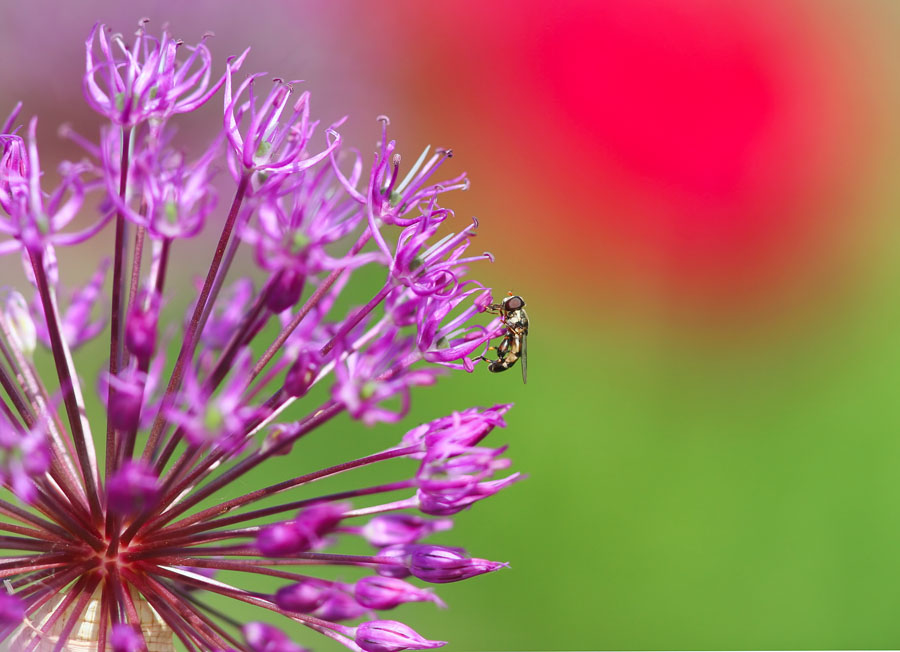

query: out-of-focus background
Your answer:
[5,0,900,648]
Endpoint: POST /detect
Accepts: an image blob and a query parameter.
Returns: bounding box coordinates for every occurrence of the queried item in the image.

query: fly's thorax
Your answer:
[504,308,528,334]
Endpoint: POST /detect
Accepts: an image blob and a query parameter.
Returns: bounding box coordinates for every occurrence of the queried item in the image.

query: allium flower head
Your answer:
[0,19,519,652]
[84,19,244,128]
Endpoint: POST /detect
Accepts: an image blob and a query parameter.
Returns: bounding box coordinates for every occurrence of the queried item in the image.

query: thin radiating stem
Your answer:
[143,172,251,462]
[28,250,102,519]
[105,126,134,482]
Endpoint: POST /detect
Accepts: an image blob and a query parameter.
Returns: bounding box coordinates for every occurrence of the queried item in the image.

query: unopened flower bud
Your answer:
[243,622,306,652]
[283,351,318,398]
[355,620,446,652]
[106,371,146,431]
[107,460,160,516]
[256,522,308,557]
[125,294,159,363]
[266,268,305,313]
[374,544,413,578]
[355,576,444,610]
[408,545,507,584]
[362,514,452,548]
[291,502,347,549]
[312,590,369,621]
[110,623,145,652]
[0,589,24,626]
[275,580,329,613]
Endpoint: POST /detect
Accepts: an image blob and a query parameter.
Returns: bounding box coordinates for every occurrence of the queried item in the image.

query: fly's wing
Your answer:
[520,332,527,384]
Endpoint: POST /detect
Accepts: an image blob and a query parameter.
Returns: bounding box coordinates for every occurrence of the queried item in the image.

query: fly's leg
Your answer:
[477,344,499,365]
[478,346,499,362]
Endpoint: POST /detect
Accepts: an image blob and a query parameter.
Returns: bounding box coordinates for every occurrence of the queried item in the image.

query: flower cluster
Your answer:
[0,20,517,652]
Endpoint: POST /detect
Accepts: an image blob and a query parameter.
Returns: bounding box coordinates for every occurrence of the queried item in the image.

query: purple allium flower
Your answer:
[84,20,244,128]
[0,19,519,652]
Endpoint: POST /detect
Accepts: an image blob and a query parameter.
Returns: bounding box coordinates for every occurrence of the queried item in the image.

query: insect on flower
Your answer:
[479,293,529,383]
[0,19,521,652]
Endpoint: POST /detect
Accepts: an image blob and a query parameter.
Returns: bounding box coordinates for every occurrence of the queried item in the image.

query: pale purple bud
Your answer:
[107,460,160,515]
[104,367,147,431]
[292,501,347,547]
[355,576,445,610]
[374,544,413,579]
[262,426,296,457]
[125,292,159,363]
[243,622,307,652]
[355,620,446,652]
[274,580,328,613]
[362,514,452,548]
[257,500,344,556]
[110,624,145,652]
[256,522,307,557]
[408,545,507,584]
[283,350,319,398]
[266,268,305,313]
[311,590,369,622]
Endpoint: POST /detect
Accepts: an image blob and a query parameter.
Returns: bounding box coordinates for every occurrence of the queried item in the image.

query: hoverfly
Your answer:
[479,293,528,384]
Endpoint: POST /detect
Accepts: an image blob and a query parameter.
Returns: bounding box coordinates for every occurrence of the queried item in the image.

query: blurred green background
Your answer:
[6,0,900,649]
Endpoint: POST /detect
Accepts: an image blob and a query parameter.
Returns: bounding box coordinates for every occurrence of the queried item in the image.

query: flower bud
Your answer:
[106,371,146,431]
[107,461,160,516]
[408,545,507,584]
[125,294,159,363]
[274,580,329,613]
[355,620,445,652]
[355,576,444,610]
[312,590,369,622]
[283,351,319,398]
[256,522,308,557]
[293,501,347,545]
[362,514,452,548]
[110,624,145,652]
[266,268,305,313]
[0,589,24,626]
[243,622,306,652]
[376,544,420,579]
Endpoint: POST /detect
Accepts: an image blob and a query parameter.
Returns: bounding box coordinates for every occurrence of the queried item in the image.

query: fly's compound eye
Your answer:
[504,296,525,310]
